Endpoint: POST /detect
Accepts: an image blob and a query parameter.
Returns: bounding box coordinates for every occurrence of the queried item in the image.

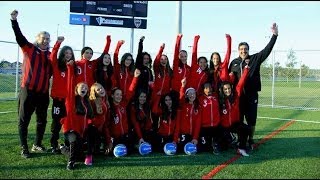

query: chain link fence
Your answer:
[1,40,320,111]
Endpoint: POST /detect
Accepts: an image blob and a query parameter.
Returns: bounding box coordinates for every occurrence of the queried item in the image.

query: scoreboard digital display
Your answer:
[70,1,148,18]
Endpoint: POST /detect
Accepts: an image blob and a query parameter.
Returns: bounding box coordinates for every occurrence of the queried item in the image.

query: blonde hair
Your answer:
[89,83,105,100]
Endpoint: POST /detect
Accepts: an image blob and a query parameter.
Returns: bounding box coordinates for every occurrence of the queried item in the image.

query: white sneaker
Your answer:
[237,149,249,157]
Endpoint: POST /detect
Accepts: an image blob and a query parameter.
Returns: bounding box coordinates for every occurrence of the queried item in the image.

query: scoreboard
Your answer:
[70,1,148,18]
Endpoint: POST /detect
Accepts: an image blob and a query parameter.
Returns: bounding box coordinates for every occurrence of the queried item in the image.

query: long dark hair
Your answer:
[141,52,152,69]
[218,81,235,111]
[159,91,179,121]
[96,53,113,90]
[157,54,173,78]
[133,89,151,123]
[108,87,122,120]
[120,53,135,76]
[208,52,221,83]
[57,46,75,72]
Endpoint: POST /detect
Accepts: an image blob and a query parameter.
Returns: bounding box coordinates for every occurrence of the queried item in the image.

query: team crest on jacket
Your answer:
[88,64,92,69]
[222,109,227,114]
[178,67,182,74]
[61,72,65,77]
[120,107,125,113]
[114,115,120,124]
[194,109,199,114]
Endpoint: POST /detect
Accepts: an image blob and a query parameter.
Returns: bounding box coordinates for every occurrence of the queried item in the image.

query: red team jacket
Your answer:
[186,35,208,93]
[129,105,153,140]
[220,66,249,128]
[50,41,67,99]
[151,44,172,113]
[176,102,201,142]
[198,93,220,128]
[105,76,138,144]
[90,98,108,131]
[113,41,134,97]
[171,34,191,93]
[61,64,92,137]
[213,34,232,91]
[75,36,111,88]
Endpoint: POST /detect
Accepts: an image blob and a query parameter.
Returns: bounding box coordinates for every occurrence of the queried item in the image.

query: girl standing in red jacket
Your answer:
[175,78,201,153]
[209,34,232,94]
[113,40,135,98]
[95,36,116,97]
[85,82,109,166]
[186,35,209,93]
[198,82,221,155]
[61,62,94,170]
[171,34,191,93]
[75,36,111,88]
[219,65,250,156]
[104,69,140,156]
[151,43,173,131]
[49,36,75,154]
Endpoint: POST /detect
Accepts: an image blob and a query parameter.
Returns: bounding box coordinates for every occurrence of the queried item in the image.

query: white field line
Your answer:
[258,116,320,124]
[1,110,319,124]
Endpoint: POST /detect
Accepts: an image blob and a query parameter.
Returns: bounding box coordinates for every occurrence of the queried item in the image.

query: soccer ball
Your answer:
[163,143,177,155]
[139,142,152,155]
[184,142,197,155]
[113,144,127,157]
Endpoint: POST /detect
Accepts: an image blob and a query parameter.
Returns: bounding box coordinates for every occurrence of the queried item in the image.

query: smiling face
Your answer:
[198,57,208,70]
[36,32,50,50]
[203,83,212,96]
[103,54,111,66]
[160,55,168,67]
[143,54,150,66]
[125,55,133,67]
[95,83,106,97]
[223,83,232,97]
[64,49,73,61]
[211,53,221,66]
[179,51,187,64]
[238,44,249,60]
[186,89,196,103]
[164,95,172,109]
[138,92,147,105]
[76,82,88,97]
[112,89,123,104]
[82,49,93,61]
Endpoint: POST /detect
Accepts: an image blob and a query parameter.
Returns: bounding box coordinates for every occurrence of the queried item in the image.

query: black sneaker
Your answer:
[31,144,46,152]
[21,148,30,158]
[67,161,75,170]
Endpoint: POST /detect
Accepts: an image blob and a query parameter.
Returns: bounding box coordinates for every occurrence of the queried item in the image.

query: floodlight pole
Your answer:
[176,1,182,50]
[82,1,86,47]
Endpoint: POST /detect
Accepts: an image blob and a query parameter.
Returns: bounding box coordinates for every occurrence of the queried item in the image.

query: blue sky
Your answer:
[0,1,320,68]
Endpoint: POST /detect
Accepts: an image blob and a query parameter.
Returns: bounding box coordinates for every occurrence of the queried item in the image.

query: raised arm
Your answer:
[103,35,111,54]
[126,69,141,103]
[254,23,278,64]
[236,65,250,96]
[220,34,232,82]
[221,34,232,69]
[173,34,183,72]
[113,40,125,70]
[50,36,64,63]
[135,36,145,68]
[191,35,200,68]
[153,43,165,72]
[10,10,28,48]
